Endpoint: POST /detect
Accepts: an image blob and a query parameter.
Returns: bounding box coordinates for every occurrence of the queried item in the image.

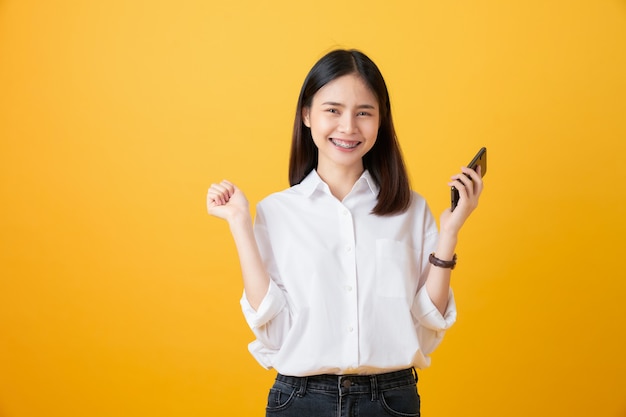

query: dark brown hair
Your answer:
[288,49,411,215]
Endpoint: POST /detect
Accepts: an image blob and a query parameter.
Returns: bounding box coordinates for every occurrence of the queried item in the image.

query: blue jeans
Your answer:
[266,368,420,417]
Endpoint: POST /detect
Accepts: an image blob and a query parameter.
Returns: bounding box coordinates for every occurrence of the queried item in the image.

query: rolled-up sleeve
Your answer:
[412,286,457,355]
[240,279,291,353]
[240,279,288,330]
[239,203,292,353]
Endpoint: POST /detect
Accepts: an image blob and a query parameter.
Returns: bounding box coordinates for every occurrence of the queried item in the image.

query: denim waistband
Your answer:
[275,368,417,398]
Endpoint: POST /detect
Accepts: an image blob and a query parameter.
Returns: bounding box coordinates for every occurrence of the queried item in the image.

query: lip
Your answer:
[330,138,361,150]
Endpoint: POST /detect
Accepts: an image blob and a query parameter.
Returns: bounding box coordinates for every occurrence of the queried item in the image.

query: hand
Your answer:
[440,165,484,235]
[206,180,250,223]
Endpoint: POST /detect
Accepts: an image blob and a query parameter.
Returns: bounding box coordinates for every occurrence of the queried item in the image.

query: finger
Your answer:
[461,166,482,184]
[450,180,469,203]
[207,192,223,207]
[219,180,236,199]
[208,185,229,206]
[450,170,478,204]
[209,182,229,194]
[209,182,232,200]
[206,193,218,210]
[450,173,473,194]
[207,188,223,206]
[462,167,484,197]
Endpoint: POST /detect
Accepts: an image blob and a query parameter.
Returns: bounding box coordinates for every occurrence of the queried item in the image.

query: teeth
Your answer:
[331,139,359,149]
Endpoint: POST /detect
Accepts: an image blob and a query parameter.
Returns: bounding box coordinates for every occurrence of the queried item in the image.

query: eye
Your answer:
[326,108,339,114]
[357,111,371,117]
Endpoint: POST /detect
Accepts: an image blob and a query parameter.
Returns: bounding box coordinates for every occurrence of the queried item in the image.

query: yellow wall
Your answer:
[1,1,625,416]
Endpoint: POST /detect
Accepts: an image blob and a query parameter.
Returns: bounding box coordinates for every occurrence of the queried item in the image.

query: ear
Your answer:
[302,107,311,128]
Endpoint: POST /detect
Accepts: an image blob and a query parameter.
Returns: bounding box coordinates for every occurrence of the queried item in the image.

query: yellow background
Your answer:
[1,0,625,416]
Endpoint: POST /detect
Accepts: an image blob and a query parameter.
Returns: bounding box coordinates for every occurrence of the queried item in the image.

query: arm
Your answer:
[425,166,484,314]
[207,180,269,310]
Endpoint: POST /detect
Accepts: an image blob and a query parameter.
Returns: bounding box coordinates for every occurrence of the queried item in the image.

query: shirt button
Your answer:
[345,285,352,292]
[348,326,354,332]
[346,246,352,252]
[342,209,349,216]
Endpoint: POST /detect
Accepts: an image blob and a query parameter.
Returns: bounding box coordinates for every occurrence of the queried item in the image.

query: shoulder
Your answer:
[408,191,437,227]
[257,183,307,211]
[407,190,438,235]
[408,190,430,212]
[258,170,320,211]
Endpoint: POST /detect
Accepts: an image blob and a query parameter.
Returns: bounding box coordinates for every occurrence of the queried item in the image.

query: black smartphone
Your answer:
[451,147,487,211]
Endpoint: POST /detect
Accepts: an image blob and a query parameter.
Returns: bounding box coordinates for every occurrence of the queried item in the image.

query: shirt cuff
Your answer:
[240,279,287,329]
[413,286,457,330]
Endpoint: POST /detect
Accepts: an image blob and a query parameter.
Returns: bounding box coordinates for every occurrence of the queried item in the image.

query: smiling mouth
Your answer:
[330,138,361,149]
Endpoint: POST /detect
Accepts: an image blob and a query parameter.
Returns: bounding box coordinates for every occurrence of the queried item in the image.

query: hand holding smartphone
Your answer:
[451,147,487,211]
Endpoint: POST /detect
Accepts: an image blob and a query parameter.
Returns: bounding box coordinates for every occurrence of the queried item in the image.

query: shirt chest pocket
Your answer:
[375,239,418,299]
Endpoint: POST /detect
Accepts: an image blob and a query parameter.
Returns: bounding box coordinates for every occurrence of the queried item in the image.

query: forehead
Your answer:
[312,74,378,107]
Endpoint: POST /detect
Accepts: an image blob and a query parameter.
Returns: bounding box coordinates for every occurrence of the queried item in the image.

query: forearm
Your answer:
[425,231,458,314]
[228,213,270,310]
[425,162,484,314]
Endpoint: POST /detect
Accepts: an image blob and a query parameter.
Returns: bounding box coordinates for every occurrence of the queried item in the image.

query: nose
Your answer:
[339,113,356,134]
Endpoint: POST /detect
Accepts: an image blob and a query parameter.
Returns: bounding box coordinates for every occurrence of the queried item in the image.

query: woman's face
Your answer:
[302,73,380,175]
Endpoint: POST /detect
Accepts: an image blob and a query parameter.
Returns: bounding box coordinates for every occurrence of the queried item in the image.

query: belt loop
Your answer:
[411,367,418,384]
[369,375,378,401]
[296,376,308,397]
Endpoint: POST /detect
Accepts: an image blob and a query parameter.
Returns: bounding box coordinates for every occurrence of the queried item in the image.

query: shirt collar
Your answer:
[297,169,379,198]
[359,170,380,196]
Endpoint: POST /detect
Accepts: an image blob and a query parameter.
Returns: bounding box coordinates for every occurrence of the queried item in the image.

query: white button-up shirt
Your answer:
[240,170,457,376]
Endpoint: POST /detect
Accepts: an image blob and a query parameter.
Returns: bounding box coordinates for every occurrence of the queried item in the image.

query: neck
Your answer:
[316,162,364,201]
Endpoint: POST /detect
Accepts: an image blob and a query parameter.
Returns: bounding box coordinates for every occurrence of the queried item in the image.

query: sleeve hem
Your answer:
[240,279,287,329]
[413,286,457,331]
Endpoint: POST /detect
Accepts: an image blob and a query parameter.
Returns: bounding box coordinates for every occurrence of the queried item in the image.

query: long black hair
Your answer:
[289,49,411,215]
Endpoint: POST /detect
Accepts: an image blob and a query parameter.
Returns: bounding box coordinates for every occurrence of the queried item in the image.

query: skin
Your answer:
[301,74,380,200]
[207,73,483,314]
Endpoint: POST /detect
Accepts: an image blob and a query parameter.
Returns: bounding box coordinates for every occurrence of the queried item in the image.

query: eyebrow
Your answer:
[321,101,377,109]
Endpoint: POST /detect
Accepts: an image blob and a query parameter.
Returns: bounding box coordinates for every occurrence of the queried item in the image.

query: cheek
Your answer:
[310,117,333,137]
[309,122,329,146]
[364,120,380,140]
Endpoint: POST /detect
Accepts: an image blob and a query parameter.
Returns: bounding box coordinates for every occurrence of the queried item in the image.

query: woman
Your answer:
[207,49,483,416]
